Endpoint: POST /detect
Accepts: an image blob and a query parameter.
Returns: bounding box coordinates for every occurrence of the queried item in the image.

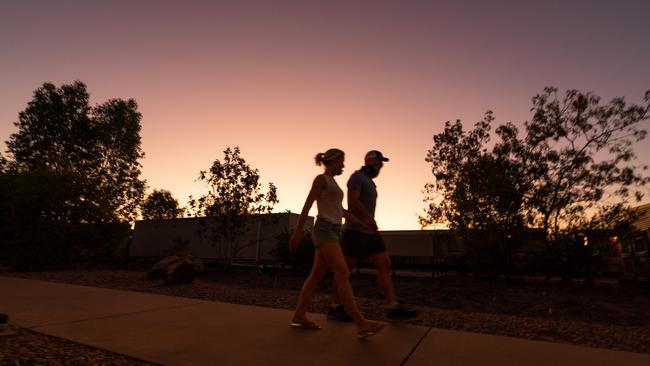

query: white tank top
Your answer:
[316,174,344,224]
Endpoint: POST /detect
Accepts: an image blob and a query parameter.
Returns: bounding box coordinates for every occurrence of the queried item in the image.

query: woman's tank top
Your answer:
[316,174,344,224]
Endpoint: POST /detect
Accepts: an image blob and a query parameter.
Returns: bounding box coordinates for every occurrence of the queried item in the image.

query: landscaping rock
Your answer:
[147,255,204,285]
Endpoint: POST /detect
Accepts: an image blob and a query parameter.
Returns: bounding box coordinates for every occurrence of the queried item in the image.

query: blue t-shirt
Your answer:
[346,168,377,233]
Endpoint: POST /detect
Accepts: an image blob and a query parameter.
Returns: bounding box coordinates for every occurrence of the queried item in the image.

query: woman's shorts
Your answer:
[311,219,342,248]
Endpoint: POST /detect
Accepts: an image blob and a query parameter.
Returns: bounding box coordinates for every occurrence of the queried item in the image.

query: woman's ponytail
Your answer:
[314,153,326,166]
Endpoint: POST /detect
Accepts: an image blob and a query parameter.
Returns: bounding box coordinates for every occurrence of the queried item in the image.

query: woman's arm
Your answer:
[289,175,325,251]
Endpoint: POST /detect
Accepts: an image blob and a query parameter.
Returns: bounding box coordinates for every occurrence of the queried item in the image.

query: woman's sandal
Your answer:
[290,320,322,330]
[357,321,387,339]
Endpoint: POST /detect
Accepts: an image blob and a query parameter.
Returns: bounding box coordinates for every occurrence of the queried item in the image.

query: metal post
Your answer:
[431,232,435,278]
[255,217,262,266]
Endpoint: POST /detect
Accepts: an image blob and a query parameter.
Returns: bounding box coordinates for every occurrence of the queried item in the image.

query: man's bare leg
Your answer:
[317,242,385,336]
[370,251,398,304]
[371,251,418,319]
[329,255,357,321]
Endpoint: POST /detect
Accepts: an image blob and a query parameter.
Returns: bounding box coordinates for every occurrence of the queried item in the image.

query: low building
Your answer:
[130,215,454,269]
[620,203,650,281]
[380,230,462,276]
[130,215,627,277]
[130,213,310,265]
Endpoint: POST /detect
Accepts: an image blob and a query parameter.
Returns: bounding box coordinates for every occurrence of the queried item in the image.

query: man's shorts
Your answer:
[311,219,342,248]
[341,229,387,258]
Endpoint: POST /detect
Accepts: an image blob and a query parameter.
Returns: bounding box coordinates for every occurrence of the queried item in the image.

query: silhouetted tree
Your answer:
[523,87,649,281]
[423,87,650,281]
[142,189,184,220]
[0,153,7,172]
[1,81,145,269]
[6,81,146,223]
[421,112,528,277]
[187,147,278,267]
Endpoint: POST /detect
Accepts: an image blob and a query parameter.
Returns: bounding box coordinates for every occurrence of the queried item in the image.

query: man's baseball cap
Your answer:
[365,150,390,162]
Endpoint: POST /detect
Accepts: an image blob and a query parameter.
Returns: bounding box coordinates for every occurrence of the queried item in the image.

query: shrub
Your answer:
[271,229,314,272]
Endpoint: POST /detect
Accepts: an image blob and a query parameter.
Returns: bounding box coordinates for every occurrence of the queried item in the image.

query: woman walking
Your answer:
[289,148,386,339]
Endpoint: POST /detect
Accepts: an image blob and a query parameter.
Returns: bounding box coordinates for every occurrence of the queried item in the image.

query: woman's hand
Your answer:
[289,231,302,252]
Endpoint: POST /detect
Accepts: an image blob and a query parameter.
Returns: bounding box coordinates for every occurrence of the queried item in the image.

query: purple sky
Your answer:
[2,0,649,229]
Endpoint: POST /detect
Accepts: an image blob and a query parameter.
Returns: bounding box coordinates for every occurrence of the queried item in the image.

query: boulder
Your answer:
[148,255,204,285]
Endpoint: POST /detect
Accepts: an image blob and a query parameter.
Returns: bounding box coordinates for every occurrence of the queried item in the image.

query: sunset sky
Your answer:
[2,1,649,230]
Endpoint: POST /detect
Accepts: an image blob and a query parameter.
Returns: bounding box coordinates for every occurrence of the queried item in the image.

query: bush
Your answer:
[73,222,132,260]
[4,221,73,271]
[458,228,520,279]
[1,221,132,271]
[0,168,133,270]
[271,229,314,272]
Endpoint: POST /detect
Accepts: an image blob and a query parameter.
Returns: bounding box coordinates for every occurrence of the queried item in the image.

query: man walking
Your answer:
[329,150,418,321]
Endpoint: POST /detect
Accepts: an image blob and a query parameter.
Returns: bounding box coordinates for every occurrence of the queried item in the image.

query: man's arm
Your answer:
[348,187,378,231]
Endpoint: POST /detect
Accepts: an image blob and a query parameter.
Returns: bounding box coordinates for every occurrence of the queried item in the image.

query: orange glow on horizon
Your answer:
[1,2,650,230]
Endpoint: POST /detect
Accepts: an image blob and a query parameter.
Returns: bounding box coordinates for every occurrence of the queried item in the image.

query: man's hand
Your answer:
[367,218,379,232]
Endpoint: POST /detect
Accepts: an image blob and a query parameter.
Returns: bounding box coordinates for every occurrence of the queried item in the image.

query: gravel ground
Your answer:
[0,324,159,366]
[2,265,650,364]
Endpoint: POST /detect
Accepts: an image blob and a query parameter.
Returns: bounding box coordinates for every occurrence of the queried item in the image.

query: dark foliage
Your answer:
[423,88,650,281]
[271,229,315,272]
[142,189,183,220]
[187,147,278,266]
[1,81,145,269]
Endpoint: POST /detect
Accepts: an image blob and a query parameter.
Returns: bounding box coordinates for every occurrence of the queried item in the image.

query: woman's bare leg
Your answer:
[331,255,357,306]
[318,242,385,336]
[292,249,329,323]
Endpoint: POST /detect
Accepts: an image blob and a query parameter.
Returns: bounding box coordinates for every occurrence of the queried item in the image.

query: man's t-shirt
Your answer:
[345,168,377,234]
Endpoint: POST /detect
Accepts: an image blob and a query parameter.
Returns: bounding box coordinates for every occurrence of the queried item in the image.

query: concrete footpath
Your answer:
[2,276,649,366]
